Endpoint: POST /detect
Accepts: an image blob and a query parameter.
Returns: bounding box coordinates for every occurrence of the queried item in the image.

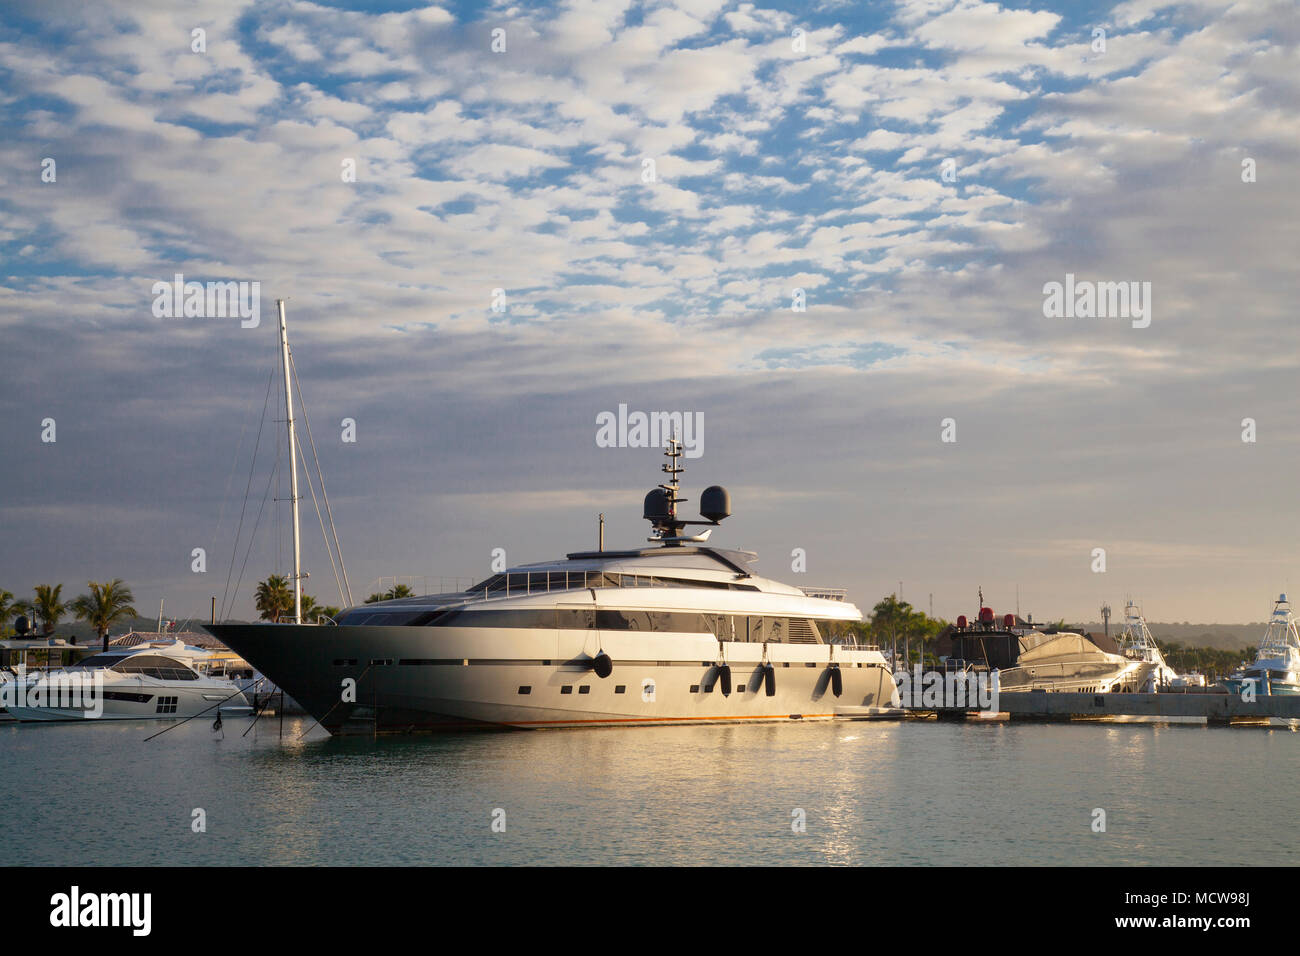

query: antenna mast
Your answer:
[659,436,685,533]
[278,299,303,624]
[642,435,730,544]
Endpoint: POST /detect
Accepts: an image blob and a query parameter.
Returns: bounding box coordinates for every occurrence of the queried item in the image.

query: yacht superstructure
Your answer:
[208,441,896,733]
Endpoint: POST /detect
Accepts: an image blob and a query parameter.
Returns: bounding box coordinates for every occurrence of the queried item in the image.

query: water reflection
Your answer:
[0,717,1295,865]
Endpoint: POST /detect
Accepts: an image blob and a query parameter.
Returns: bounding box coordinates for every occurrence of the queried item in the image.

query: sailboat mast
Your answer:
[278,299,303,625]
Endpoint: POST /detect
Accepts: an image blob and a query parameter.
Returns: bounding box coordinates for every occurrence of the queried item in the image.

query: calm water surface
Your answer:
[2,717,1294,865]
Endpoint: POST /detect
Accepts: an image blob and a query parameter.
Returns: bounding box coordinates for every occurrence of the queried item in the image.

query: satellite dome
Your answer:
[700,485,731,523]
[643,488,671,521]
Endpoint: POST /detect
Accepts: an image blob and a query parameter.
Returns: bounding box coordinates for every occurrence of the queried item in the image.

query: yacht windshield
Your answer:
[466,570,756,595]
[113,654,200,680]
[70,653,125,670]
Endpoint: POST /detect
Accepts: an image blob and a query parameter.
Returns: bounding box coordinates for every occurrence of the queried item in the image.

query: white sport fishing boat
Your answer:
[1220,594,1300,697]
[4,639,253,722]
[1115,601,1178,691]
[208,440,897,733]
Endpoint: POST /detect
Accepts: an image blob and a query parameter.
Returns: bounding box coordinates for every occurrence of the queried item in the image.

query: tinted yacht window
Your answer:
[115,655,198,680]
[336,608,437,626]
[467,570,759,593]
[70,653,124,669]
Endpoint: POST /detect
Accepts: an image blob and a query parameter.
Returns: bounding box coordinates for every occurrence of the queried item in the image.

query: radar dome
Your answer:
[700,485,731,523]
[643,488,671,521]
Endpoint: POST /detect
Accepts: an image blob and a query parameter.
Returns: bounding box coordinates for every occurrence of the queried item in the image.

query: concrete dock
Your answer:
[906,690,1300,725]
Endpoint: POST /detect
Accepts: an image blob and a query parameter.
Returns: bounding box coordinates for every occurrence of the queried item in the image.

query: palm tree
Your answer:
[294,596,341,624]
[255,575,294,623]
[363,584,416,604]
[870,594,914,664]
[867,594,947,667]
[257,585,332,623]
[284,594,345,624]
[72,580,138,651]
[0,589,14,634]
[31,584,69,637]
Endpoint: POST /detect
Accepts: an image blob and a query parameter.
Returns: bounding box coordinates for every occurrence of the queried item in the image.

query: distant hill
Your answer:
[1081,622,1262,653]
[4,614,196,643]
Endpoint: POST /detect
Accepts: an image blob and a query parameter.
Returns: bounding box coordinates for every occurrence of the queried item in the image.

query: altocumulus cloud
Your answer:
[0,0,1296,623]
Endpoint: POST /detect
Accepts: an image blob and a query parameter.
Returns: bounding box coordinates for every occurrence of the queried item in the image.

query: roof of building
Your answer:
[110,630,230,650]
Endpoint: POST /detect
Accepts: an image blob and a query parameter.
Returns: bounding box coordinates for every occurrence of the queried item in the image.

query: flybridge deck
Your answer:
[335,525,864,629]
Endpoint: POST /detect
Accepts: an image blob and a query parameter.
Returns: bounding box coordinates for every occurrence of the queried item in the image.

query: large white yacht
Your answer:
[1220,594,1300,697]
[207,442,897,733]
[4,639,253,722]
[946,604,1157,693]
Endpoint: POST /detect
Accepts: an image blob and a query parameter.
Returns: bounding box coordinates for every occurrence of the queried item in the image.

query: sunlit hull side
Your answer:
[995,659,1156,694]
[206,623,896,734]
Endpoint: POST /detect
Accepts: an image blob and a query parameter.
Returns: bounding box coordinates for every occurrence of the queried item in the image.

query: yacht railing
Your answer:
[367,576,479,598]
[799,587,847,601]
[1257,639,1300,658]
[477,570,716,603]
[352,573,877,648]
[475,573,861,603]
[829,637,880,651]
[1020,678,1124,693]
[368,572,861,612]
[940,658,988,674]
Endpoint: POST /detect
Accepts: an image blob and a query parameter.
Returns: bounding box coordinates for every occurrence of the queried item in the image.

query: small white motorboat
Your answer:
[3,639,253,722]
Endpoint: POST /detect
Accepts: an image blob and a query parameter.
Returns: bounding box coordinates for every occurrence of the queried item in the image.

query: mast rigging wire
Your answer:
[225,450,277,622]
[295,437,344,613]
[290,351,353,607]
[220,366,276,621]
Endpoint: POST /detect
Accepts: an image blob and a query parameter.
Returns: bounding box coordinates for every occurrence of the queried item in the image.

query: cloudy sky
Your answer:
[1,0,1296,626]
